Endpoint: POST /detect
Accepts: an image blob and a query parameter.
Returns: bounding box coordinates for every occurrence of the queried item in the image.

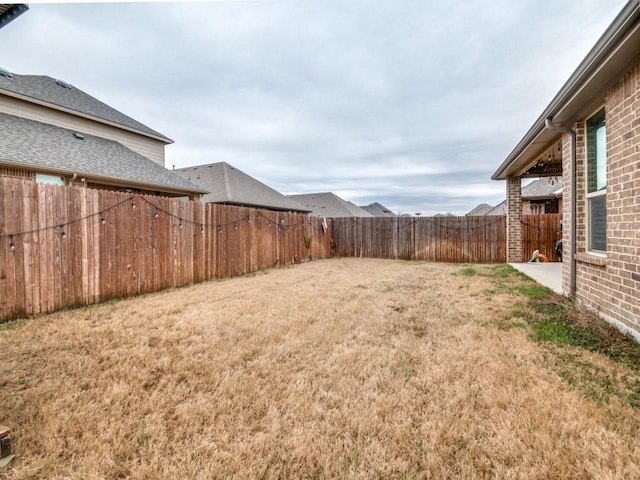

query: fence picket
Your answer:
[0,178,562,321]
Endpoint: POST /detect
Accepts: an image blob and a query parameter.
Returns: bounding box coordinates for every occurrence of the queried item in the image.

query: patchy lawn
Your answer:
[1,258,639,479]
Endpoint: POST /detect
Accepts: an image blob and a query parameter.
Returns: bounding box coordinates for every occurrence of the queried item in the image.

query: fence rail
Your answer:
[0,178,332,320]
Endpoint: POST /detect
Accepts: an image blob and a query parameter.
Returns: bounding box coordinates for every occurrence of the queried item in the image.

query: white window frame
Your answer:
[585,107,607,255]
[35,173,65,185]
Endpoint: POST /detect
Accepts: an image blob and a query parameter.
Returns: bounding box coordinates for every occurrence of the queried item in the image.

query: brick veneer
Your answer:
[568,62,640,337]
[506,176,522,262]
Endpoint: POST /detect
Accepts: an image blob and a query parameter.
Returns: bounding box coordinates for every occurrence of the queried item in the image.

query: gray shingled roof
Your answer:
[466,203,494,216]
[522,178,563,199]
[486,201,507,215]
[288,192,374,218]
[360,202,397,217]
[174,162,310,212]
[0,70,171,142]
[0,112,206,195]
[467,178,563,215]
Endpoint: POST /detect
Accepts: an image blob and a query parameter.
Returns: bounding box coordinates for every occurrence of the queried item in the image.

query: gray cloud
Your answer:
[0,0,625,214]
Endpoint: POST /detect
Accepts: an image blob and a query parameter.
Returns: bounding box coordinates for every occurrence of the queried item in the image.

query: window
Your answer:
[586,108,606,253]
[35,173,64,185]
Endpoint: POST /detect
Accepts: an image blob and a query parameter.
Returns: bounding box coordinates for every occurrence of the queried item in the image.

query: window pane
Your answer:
[587,108,606,193]
[35,173,64,185]
[596,126,606,190]
[589,195,606,252]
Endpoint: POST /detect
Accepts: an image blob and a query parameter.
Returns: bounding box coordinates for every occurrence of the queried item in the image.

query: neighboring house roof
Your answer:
[486,201,507,215]
[493,0,640,179]
[288,192,374,218]
[361,202,396,217]
[522,178,563,199]
[0,4,28,29]
[0,112,205,196]
[0,69,172,143]
[174,162,309,212]
[468,178,563,215]
[466,203,493,216]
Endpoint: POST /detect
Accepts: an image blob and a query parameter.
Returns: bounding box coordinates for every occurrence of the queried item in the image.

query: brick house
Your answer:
[492,0,640,340]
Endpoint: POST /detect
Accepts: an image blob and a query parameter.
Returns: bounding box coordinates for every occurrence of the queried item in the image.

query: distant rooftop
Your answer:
[360,202,397,217]
[522,178,563,199]
[466,178,563,215]
[465,203,493,216]
[289,192,374,218]
[174,162,310,212]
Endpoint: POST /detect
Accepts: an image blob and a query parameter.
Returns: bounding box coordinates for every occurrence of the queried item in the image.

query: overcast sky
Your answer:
[1,0,626,214]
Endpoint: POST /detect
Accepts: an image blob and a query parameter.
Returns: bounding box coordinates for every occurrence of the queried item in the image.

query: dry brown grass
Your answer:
[1,258,639,479]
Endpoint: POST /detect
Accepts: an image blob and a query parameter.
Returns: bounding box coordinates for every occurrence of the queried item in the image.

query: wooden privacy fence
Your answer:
[332,216,507,263]
[332,214,562,263]
[521,213,562,262]
[0,178,332,321]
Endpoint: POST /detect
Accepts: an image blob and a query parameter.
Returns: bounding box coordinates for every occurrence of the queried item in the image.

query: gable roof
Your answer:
[361,202,397,217]
[288,192,374,218]
[0,112,205,196]
[522,178,563,199]
[0,70,172,143]
[493,0,640,180]
[466,203,494,216]
[174,162,309,212]
[486,201,507,216]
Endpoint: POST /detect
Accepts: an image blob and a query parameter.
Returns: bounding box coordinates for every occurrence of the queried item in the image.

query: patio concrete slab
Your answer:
[509,262,563,295]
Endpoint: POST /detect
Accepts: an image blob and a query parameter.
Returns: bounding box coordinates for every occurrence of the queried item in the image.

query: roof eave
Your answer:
[0,159,207,196]
[493,0,640,180]
[213,201,311,213]
[0,89,174,144]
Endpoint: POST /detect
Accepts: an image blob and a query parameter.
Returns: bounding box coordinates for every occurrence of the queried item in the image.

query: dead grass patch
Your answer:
[1,258,639,479]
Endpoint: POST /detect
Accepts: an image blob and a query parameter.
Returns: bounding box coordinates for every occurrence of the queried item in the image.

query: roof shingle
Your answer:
[288,192,374,218]
[0,112,205,195]
[0,71,171,142]
[175,162,309,212]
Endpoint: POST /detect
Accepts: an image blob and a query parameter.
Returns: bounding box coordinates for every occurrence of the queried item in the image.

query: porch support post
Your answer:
[506,176,523,262]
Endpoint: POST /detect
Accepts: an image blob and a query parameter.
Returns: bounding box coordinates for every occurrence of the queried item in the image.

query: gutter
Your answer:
[492,0,640,180]
[0,159,208,197]
[544,117,576,298]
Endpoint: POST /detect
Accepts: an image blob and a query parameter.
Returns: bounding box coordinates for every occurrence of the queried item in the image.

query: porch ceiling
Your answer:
[517,139,563,178]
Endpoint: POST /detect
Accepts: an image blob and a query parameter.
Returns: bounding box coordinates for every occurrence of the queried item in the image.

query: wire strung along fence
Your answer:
[0,178,332,321]
[331,215,507,263]
[521,213,562,262]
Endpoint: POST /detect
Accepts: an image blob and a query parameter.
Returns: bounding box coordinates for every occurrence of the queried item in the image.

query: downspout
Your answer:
[545,117,576,298]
